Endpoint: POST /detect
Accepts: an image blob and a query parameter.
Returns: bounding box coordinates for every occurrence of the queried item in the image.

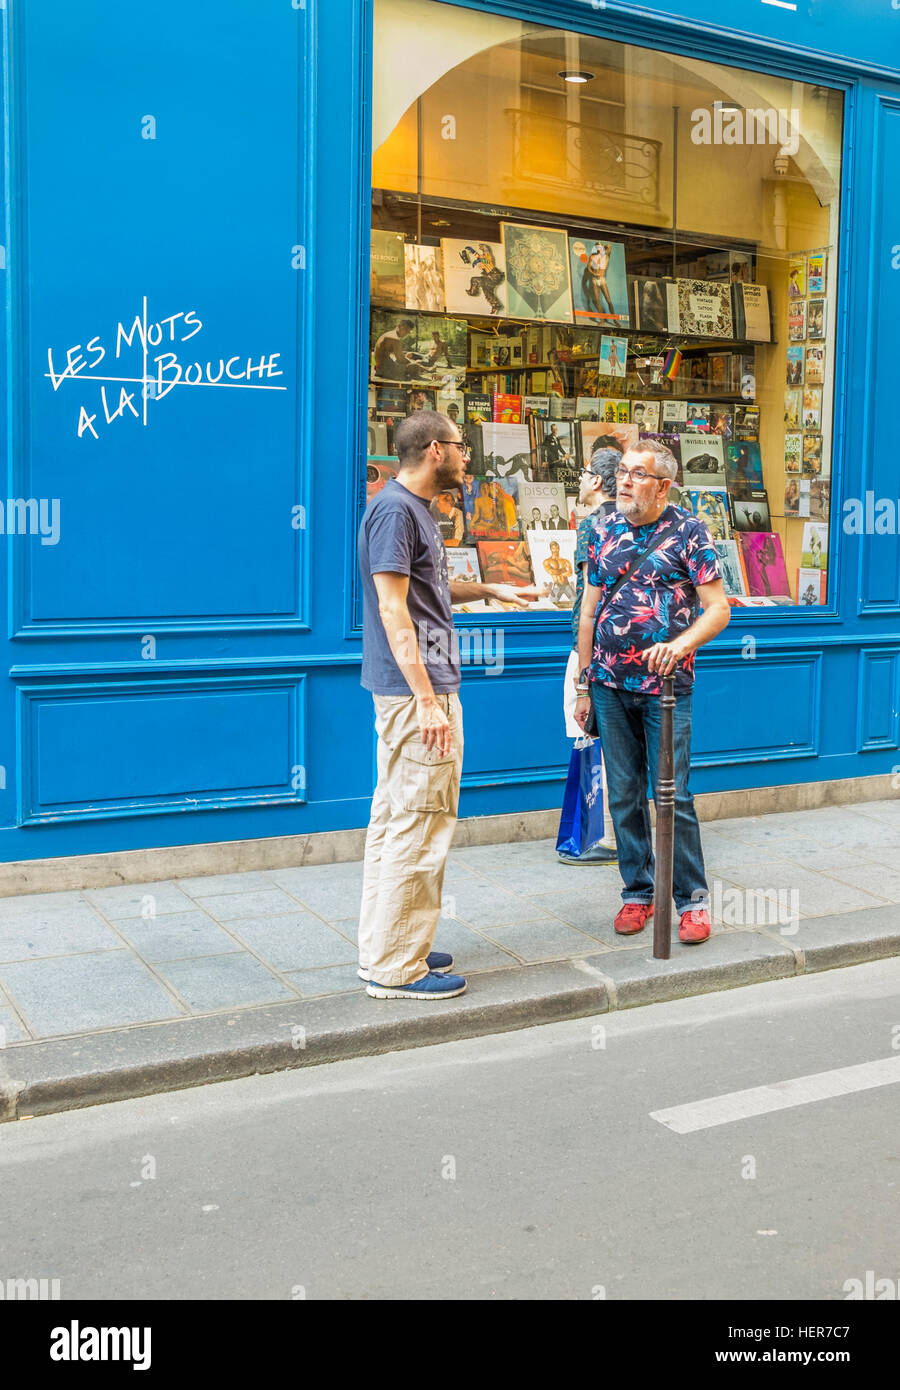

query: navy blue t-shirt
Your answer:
[359,478,461,695]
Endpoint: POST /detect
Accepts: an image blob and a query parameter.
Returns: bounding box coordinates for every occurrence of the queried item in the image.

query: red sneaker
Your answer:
[679,909,711,944]
[614,901,654,935]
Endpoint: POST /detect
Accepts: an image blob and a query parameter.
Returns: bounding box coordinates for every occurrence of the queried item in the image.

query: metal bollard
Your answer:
[653,674,676,959]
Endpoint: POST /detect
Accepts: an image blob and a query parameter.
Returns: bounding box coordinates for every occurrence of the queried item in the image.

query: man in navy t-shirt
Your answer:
[358,410,541,1000]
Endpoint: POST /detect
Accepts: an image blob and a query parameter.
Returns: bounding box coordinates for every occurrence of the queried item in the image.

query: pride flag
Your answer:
[662,348,683,381]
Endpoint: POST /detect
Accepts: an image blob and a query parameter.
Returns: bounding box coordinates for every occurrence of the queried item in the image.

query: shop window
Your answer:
[367,0,843,612]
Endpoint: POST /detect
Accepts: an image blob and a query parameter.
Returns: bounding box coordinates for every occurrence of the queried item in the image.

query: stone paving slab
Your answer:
[0,800,899,1119]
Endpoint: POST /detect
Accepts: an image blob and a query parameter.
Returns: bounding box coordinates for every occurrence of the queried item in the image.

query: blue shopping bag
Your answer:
[555,737,606,857]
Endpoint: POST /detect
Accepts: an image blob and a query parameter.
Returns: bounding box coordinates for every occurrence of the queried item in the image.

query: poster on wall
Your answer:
[569,237,630,326]
[441,238,507,317]
[501,223,573,323]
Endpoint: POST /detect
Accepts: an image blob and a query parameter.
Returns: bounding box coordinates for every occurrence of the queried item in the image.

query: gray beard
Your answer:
[618,498,650,524]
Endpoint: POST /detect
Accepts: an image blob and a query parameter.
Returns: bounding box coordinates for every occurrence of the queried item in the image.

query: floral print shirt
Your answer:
[585,505,720,695]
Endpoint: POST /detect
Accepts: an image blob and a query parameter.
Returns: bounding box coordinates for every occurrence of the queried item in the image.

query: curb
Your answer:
[2,918,899,1122]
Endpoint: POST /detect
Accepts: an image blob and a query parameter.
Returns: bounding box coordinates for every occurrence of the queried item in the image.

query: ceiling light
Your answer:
[558,70,595,84]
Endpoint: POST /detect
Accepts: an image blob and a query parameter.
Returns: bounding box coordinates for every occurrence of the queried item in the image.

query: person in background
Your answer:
[559,447,621,865]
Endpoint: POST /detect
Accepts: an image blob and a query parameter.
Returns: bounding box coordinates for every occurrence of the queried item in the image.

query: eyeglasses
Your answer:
[434,439,471,456]
[615,464,665,483]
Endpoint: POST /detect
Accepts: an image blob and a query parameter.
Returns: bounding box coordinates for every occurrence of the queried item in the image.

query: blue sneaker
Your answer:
[366,970,467,1000]
[358,950,453,982]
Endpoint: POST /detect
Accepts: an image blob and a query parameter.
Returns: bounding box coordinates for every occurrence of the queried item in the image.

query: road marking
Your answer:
[650,1056,900,1133]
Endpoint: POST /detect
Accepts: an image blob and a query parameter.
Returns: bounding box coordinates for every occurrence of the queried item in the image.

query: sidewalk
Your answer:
[2,799,899,1121]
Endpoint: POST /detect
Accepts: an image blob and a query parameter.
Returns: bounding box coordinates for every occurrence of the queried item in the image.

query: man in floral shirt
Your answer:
[575,439,730,944]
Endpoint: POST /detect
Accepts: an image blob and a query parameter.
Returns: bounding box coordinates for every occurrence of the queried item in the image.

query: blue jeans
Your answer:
[592,683,709,914]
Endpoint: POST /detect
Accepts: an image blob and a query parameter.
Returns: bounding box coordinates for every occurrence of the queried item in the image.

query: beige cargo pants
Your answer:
[358,692,464,987]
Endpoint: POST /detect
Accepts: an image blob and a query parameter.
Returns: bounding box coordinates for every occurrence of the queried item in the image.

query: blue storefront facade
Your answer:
[1,0,899,869]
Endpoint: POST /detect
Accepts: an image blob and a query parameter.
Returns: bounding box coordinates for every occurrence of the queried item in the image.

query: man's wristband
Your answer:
[575,685,590,697]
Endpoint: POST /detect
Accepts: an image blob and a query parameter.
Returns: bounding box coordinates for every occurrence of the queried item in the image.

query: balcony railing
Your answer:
[505,109,661,210]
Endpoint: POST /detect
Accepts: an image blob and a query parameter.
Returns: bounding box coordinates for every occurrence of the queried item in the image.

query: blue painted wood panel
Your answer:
[10,0,307,632]
[17,675,306,824]
[691,653,821,765]
[856,649,900,751]
[858,97,900,614]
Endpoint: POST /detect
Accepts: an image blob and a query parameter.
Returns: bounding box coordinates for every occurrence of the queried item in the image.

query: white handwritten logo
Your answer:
[45,299,286,439]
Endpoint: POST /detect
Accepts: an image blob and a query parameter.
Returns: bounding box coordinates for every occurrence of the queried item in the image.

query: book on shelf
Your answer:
[446,545,483,586]
[805,344,825,386]
[788,255,807,299]
[429,490,466,545]
[686,402,712,431]
[731,491,771,532]
[797,567,826,605]
[530,418,581,476]
[800,521,828,571]
[523,395,550,419]
[713,538,748,598]
[680,432,726,486]
[683,486,732,540]
[784,477,811,518]
[517,479,571,532]
[492,392,522,423]
[631,276,672,332]
[464,392,492,424]
[784,432,802,473]
[725,441,764,496]
[464,477,522,539]
[807,299,826,340]
[788,301,806,342]
[734,405,760,441]
[631,400,660,431]
[739,531,791,599]
[475,539,534,587]
[526,529,578,607]
[807,250,826,297]
[661,400,688,427]
[665,279,734,338]
[370,230,406,308]
[732,352,756,396]
[708,406,733,439]
[802,386,822,431]
[404,244,445,313]
[708,353,732,392]
[441,238,507,317]
[809,477,830,521]
[366,456,399,503]
[569,237,631,326]
[549,396,577,421]
[732,283,771,342]
[802,433,823,475]
[481,424,532,481]
[786,345,804,387]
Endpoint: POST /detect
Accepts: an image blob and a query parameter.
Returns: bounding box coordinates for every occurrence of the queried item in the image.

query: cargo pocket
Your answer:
[399,740,454,813]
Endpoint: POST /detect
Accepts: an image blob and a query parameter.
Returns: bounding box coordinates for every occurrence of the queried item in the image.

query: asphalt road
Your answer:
[1,959,899,1301]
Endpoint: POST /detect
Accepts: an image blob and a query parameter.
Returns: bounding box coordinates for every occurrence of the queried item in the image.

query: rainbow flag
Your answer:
[662,348,683,381]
